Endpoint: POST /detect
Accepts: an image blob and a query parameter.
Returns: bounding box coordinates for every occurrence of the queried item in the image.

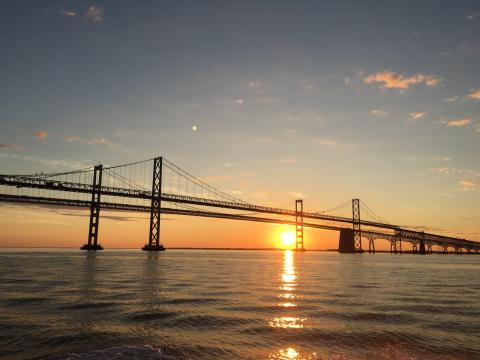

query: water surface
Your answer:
[0,249,479,359]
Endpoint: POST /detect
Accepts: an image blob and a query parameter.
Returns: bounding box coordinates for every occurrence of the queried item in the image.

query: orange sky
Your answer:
[0,204,425,251]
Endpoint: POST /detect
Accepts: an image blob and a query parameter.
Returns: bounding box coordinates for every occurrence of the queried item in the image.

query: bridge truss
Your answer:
[1,156,479,253]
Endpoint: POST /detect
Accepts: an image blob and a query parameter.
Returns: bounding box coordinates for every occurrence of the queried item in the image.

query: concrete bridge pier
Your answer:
[338,228,356,253]
[419,239,426,255]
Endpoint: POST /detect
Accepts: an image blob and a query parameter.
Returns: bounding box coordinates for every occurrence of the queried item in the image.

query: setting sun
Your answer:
[280,231,295,248]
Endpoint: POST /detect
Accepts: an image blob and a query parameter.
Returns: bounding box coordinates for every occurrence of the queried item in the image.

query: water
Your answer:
[0,249,479,360]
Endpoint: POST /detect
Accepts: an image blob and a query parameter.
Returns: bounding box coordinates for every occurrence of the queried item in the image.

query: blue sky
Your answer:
[1,1,480,243]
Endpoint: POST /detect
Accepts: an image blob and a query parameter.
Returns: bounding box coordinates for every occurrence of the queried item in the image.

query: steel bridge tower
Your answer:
[295,199,304,251]
[81,164,104,250]
[143,157,166,251]
[352,198,362,252]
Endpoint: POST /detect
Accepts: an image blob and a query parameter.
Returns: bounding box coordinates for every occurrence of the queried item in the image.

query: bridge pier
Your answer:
[81,164,104,251]
[419,238,426,255]
[368,239,375,253]
[339,228,355,253]
[143,157,166,251]
[412,244,418,253]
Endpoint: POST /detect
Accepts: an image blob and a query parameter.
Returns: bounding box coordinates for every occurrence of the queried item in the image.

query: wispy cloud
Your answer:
[0,143,24,151]
[370,109,389,116]
[287,110,326,126]
[364,71,442,91]
[248,80,264,94]
[467,89,480,100]
[475,124,480,133]
[409,112,426,120]
[64,135,113,146]
[85,5,104,23]
[442,96,459,102]
[446,118,471,127]
[466,12,480,20]
[459,180,477,190]
[0,152,91,170]
[275,158,295,164]
[225,162,238,167]
[34,130,49,140]
[313,137,345,148]
[60,9,77,17]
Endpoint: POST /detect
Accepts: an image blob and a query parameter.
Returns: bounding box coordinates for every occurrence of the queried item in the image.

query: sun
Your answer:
[280,231,295,248]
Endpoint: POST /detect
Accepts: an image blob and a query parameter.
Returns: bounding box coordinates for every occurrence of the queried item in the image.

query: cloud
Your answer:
[459,180,477,190]
[364,71,442,91]
[275,158,295,164]
[64,135,113,146]
[431,167,454,175]
[235,99,244,105]
[287,110,326,126]
[446,118,471,127]
[85,5,103,23]
[442,96,459,102]
[225,162,238,167]
[0,152,91,170]
[34,130,49,140]
[248,80,264,94]
[61,9,77,17]
[466,12,480,20]
[467,89,480,100]
[0,143,24,151]
[409,112,426,120]
[370,110,389,116]
[475,124,480,133]
[313,137,345,148]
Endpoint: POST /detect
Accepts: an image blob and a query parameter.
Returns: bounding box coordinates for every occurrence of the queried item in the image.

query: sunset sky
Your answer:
[1,1,479,249]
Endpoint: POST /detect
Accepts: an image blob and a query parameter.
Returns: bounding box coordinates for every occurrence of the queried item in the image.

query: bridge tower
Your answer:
[352,198,362,252]
[295,199,304,251]
[143,157,166,251]
[81,164,104,250]
[419,232,426,255]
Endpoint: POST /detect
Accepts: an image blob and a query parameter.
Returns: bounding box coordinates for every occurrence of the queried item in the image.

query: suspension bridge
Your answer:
[1,156,479,254]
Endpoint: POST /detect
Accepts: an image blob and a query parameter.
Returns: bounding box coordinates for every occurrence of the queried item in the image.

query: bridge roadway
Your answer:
[1,193,479,251]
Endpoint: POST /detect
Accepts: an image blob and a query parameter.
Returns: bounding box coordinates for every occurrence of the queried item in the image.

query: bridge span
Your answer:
[1,156,479,254]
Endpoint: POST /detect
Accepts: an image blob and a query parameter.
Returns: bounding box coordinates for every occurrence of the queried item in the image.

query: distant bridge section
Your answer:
[1,156,479,254]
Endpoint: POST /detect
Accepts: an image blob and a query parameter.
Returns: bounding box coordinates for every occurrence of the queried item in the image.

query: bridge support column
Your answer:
[393,229,402,254]
[81,164,104,251]
[143,157,165,251]
[419,236,426,255]
[339,228,355,253]
[352,199,362,253]
[368,239,375,253]
[295,199,304,251]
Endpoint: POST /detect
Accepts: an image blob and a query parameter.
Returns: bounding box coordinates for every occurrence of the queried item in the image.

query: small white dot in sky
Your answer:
[192,125,197,131]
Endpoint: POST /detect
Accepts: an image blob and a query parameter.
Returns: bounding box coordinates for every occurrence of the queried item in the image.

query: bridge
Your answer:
[1,156,479,254]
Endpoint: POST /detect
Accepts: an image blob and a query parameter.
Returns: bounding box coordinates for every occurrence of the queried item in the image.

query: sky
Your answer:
[1,0,479,249]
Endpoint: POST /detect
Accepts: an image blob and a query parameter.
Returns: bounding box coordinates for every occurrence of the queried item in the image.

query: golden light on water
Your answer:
[268,347,318,359]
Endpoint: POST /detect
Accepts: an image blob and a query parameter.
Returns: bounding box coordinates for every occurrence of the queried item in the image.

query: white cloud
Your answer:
[370,110,389,116]
[64,135,113,145]
[286,192,305,198]
[364,71,442,91]
[85,5,103,23]
[446,118,471,127]
[442,96,459,102]
[466,12,480,20]
[409,112,426,120]
[287,110,326,126]
[61,9,77,17]
[0,152,92,170]
[248,80,264,94]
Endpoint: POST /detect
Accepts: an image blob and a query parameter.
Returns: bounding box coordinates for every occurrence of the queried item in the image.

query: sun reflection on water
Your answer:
[268,347,318,359]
